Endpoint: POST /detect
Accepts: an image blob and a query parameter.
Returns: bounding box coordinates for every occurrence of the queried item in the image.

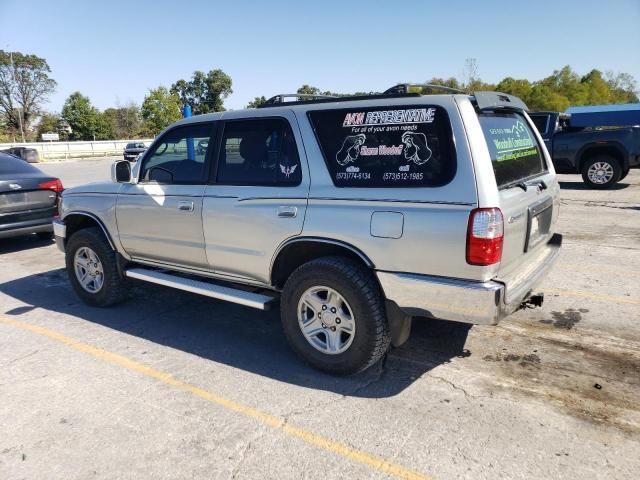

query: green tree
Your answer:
[297,85,321,95]
[141,86,182,136]
[246,96,267,108]
[295,85,376,98]
[104,102,142,139]
[495,77,533,102]
[36,112,61,139]
[61,92,101,140]
[605,72,639,103]
[425,77,463,91]
[526,84,570,111]
[581,69,611,105]
[0,50,57,141]
[539,66,588,106]
[171,69,232,115]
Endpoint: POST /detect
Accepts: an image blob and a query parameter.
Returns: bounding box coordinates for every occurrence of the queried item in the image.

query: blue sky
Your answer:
[1,0,639,112]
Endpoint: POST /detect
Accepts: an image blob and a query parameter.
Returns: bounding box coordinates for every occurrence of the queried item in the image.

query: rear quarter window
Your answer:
[478,113,547,188]
[308,105,456,187]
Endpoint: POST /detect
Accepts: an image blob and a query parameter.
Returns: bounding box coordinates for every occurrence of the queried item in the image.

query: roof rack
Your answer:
[384,83,467,95]
[256,83,464,109]
[263,93,337,105]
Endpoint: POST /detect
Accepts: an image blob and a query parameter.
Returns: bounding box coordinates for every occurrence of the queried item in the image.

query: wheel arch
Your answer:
[577,142,629,171]
[62,211,116,251]
[270,237,375,289]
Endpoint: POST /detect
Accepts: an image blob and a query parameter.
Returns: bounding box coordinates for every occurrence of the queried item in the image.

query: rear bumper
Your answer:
[53,218,66,252]
[377,234,562,325]
[0,218,54,239]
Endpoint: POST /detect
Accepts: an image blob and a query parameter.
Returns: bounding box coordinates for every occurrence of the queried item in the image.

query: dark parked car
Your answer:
[0,147,40,163]
[123,142,147,161]
[0,152,63,240]
[529,111,640,188]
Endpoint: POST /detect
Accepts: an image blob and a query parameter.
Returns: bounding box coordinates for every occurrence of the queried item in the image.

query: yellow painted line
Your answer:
[542,288,640,306]
[0,316,431,480]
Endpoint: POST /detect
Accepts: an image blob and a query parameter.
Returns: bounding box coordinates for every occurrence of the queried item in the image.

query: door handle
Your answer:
[178,200,194,212]
[277,206,297,218]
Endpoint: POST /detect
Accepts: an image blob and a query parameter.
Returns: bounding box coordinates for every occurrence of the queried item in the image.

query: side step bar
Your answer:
[125,268,275,310]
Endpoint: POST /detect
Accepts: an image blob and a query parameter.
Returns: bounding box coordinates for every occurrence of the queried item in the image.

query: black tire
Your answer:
[620,168,630,181]
[35,231,54,240]
[581,155,622,189]
[280,256,390,375]
[65,227,127,307]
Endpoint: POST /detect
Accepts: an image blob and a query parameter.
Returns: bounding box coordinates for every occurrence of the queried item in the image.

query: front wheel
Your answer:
[65,227,128,307]
[581,156,621,189]
[280,256,390,375]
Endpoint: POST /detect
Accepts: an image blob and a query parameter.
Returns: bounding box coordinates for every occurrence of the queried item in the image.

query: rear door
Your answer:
[477,112,559,279]
[202,112,308,284]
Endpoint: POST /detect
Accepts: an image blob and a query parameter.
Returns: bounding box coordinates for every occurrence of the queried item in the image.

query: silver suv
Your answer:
[53,85,562,374]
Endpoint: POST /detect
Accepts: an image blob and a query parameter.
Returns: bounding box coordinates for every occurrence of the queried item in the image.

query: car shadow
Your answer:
[0,235,54,254]
[0,268,471,399]
[558,181,630,190]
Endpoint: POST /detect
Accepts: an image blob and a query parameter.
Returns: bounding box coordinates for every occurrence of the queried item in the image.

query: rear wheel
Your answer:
[280,256,390,375]
[65,227,127,307]
[581,155,621,189]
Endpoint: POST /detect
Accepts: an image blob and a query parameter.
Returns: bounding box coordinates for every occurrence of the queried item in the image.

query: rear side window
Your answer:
[529,115,549,134]
[0,153,39,175]
[478,113,546,188]
[217,117,301,186]
[308,105,456,187]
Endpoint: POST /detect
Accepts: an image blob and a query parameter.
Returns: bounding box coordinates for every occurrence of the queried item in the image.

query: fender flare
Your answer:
[577,141,629,171]
[269,236,375,282]
[62,211,117,251]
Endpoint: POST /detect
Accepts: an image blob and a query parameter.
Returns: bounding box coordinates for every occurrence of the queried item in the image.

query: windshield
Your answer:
[478,112,547,188]
[127,142,145,149]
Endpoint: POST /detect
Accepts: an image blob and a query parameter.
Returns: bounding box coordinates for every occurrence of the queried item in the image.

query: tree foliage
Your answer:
[141,86,182,135]
[36,112,62,139]
[61,92,105,140]
[103,102,142,139]
[443,63,639,112]
[246,96,267,108]
[171,69,232,114]
[0,50,56,140]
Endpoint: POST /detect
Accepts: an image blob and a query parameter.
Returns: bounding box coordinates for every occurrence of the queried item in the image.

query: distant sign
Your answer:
[41,132,60,141]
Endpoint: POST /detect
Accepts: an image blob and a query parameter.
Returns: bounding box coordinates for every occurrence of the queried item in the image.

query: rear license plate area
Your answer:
[525,197,553,252]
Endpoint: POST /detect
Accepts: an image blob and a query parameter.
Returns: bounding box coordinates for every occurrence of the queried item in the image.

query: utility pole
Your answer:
[9,51,26,143]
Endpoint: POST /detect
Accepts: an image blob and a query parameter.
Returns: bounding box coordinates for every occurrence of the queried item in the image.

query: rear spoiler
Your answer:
[473,91,529,112]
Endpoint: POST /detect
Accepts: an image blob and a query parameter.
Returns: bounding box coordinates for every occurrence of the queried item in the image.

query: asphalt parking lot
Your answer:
[1,159,639,479]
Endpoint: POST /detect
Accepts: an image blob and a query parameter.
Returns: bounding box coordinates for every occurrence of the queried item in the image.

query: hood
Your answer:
[63,181,122,196]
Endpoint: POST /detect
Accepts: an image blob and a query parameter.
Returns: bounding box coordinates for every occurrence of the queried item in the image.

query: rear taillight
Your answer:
[466,208,504,266]
[39,178,63,193]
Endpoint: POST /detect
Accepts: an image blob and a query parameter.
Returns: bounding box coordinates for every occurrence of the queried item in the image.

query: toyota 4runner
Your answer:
[53,85,562,374]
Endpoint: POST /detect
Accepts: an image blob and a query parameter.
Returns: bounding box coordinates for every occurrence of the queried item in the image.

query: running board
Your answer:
[125,268,275,310]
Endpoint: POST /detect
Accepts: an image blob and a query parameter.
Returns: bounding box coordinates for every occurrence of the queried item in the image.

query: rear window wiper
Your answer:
[514,179,547,191]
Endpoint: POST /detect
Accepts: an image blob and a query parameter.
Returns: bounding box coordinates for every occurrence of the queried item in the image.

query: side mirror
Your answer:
[111,160,132,183]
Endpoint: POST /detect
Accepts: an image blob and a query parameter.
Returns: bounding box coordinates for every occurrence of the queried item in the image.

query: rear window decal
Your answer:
[478,113,545,187]
[342,108,436,127]
[309,105,455,188]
